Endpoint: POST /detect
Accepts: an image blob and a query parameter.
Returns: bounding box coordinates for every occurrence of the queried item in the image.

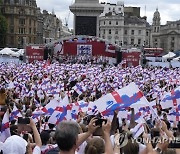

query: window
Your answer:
[138,30,141,35]
[109,7,111,11]
[109,29,111,34]
[19,19,25,25]
[103,29,105,34]
[157,27,159,32]
[104,21,106,25]
[131,30,134,35]
[124,40,127,45]
[34,37,36,43]
[124,30,127,35]
[116,21,118,25]
[19,9,25,14]
[29,28,31,34]
[131,38,134,45]
[34,28,36,34]
[146,31,148,36]
[138,39,141,45]
[29,37,31,43]
[29,19,31,26]
[154,27,156,32]
[10,17,14,25]
[171,37,175,41]
[109,21,111,25]
[10,27,14,33]
[19,28,25,34]
[115,29,118,34]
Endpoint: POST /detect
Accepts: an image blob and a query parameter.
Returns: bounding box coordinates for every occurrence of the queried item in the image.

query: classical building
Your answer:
[99,1,148,47]
[151,8,180,52]
[70,0,104,36]
[160,21,180,52]
[41,10,62,44]
[0,0,38,48]
[151,8,161,48]
[99,1,124,45]
[0,0,64,47]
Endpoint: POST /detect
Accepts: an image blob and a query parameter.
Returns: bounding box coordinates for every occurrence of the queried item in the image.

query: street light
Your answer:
[141,41,146,67]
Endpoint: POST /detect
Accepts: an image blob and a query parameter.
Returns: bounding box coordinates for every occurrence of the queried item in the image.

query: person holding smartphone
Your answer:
[2,119,42,154]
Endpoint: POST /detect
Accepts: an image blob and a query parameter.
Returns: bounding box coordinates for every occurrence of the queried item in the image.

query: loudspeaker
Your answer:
[143,58,147,65]
[19,55,23,61]
[44,48,51,60]
[116,51,122,64]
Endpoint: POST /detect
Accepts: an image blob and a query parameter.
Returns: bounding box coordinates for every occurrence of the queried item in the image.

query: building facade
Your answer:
[1,0,38,48]
[159,21,180,52]
[41,10,62,44]
[151,8,180,52]
[0,0,64,48]
[99,1,148,47]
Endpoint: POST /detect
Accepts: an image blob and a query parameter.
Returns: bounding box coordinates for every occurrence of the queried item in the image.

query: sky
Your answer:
[36,0,180,29]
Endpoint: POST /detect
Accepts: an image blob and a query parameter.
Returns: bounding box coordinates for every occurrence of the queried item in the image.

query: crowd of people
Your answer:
[0,59,179,154]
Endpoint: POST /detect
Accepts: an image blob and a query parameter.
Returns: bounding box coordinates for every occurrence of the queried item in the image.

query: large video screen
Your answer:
[75,16,97,36]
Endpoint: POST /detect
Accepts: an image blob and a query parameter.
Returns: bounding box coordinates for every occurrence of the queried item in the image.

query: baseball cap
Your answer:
[2,135,27,154]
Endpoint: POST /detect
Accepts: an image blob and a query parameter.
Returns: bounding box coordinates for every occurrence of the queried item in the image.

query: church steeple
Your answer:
[153,7,161,26]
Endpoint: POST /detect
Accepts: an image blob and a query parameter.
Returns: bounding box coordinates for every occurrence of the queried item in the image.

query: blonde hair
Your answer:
[85,137,105,154]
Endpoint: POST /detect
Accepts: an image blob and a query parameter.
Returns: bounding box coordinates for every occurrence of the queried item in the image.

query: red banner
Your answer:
[122,52,141,67]
[26,46,44,62]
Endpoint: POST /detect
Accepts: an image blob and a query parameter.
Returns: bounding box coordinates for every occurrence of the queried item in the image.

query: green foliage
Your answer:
[0,15,8,47]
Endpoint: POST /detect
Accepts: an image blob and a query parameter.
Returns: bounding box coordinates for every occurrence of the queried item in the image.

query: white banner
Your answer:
[77,45,92,55]
[54,42,63,55]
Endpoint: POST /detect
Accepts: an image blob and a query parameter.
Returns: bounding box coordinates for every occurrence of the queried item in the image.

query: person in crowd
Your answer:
[1,119,42,154]
[0,60,179,154]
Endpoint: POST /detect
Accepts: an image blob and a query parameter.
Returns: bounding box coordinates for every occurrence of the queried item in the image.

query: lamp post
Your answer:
[141,41,146,67]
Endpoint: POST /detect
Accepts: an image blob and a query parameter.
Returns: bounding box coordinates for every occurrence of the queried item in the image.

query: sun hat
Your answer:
[2,135,28,154]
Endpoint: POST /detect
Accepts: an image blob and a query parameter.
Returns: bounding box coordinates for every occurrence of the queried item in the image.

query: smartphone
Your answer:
[173,127,178,131]
[95,119,107,127]
[17,124,32,133]
[18,117,30,124]
[23,134,29,141]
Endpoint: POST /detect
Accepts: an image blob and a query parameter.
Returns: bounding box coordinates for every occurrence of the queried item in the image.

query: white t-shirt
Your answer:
[0,141,3,152]
[76,141,87,154]
[33,146,41,154]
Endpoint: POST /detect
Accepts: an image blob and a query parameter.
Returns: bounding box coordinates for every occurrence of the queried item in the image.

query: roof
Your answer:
[124,16,146,25]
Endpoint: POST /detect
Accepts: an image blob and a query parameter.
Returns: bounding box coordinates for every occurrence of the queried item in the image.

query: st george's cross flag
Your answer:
[0,111,11,142]
[160,86,180,109]
[91,82,149,117]
[73,84,86,95]
[41,98,60,115]
[9,105,22,121]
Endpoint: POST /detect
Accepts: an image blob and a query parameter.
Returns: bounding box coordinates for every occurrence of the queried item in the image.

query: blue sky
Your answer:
[36,0,180,29]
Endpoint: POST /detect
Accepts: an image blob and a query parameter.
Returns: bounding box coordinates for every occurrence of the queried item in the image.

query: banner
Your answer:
[54,42,63,55]
[77,45,92,55]
[106,44,115,53]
